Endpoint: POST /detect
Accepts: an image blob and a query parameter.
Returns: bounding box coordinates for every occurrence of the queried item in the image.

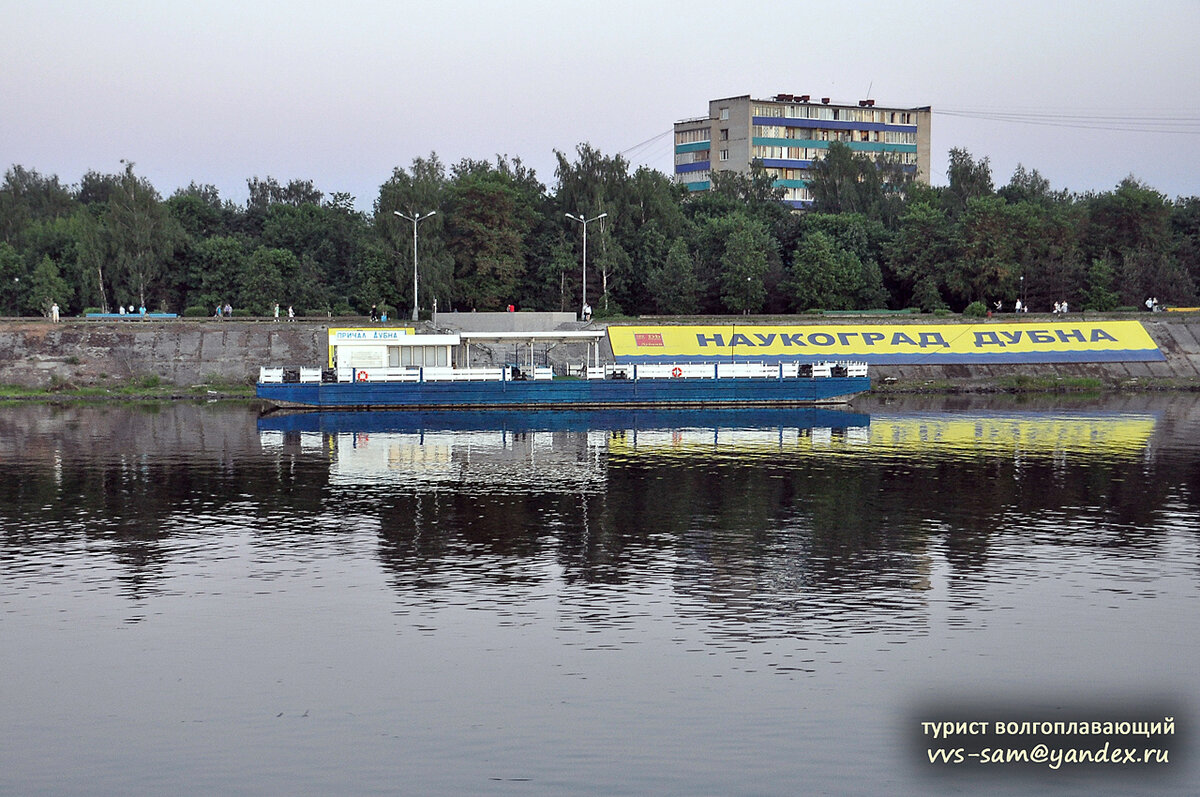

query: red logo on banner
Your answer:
[634,333,664,347]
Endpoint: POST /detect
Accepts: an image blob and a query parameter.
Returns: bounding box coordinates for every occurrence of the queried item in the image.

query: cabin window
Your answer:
[396,345,448,367]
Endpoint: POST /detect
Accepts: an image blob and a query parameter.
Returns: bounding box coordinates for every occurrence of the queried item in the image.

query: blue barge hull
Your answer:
[256,376,870,410]
[257,406,871,434]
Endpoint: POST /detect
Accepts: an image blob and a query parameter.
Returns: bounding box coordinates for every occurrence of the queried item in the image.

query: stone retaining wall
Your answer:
[1,317,1199,389]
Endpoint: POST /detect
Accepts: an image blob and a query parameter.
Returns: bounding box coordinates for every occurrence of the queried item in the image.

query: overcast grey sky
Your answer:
[4,0,1199,209]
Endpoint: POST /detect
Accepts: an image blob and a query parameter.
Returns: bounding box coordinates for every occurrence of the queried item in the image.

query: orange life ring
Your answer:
[671,366,683,378]
[356,369,369,382]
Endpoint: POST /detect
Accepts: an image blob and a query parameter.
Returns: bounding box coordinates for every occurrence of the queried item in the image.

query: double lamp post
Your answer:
[395,209,603,322]
[565,211,606,319]
[394,210,437,321]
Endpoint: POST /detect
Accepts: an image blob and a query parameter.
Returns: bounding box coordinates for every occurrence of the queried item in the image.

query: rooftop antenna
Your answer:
[865,81,873,101]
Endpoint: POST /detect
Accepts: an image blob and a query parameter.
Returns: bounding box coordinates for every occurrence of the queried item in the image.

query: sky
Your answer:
[4,0,1200,211]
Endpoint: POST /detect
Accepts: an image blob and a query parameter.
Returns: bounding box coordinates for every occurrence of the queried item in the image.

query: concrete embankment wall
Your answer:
[2,317,1200,389]
[0,320,327,388]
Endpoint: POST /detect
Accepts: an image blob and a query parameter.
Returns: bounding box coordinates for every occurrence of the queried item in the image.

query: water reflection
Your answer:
[2,402,1189,619]
[250,404,1186,643]
[2,400,1199,794]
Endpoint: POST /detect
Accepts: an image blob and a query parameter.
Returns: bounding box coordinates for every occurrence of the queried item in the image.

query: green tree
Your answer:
[167,183,231,239]
[72,206,113,311]
[105,162,180,308]
[554,144,637,314]
[1084,178,1188,303]
[1082,258,1121,311]
[787,231,866,311]
[248,177,323,208]
[239,247,292,315]
[720,226,770,314]
[710,159,787,212]
[807,143,909,224]
[944,148,994,218]
[1015,200,1087,313]
[20,215,84,312]
[524,238,578,313]
[190,236,247,312]
[886,202,955,309]
[645,237,699,314]
[997,164,1060,206]
[0,166,77,248]
[375,154,452,315]
[446,159,538,310]
[24,255,70,317]
[1170,197,1200,303]
[0,242,25,315]
[351,241,398,315]
[946,196,1022,306]
[910,276,948,312]
[793,213,891,307]
[76,170,120,206]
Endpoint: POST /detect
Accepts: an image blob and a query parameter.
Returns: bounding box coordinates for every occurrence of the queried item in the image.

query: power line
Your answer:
[620,129,673,161]
[937,108,1200,135]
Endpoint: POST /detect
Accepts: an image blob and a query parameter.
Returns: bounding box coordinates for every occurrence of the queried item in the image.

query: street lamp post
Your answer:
[393,210,437,321]
[565,212,607,319]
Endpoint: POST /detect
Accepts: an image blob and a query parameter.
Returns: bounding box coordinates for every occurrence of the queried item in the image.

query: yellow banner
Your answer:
[608,322,1163,364]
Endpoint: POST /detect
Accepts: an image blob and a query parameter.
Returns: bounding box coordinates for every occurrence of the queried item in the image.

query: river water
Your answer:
[1,395,1197,796]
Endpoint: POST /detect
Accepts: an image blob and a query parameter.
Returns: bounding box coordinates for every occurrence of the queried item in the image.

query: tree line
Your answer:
[2,143,1198,320]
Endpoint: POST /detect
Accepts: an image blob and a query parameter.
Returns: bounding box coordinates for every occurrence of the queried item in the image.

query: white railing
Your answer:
[422,367,505,382]
[597,362,867,380]
[322,366,532,383]
[843,362,868,378]
[260,361,867,384]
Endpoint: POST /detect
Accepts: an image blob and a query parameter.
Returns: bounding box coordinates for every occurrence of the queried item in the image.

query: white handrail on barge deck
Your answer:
[259,362,866,384]
[597,362,868,380]
[258,365,557,384]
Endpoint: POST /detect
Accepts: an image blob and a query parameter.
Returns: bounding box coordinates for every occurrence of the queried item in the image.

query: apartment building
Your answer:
[674,94,931,208]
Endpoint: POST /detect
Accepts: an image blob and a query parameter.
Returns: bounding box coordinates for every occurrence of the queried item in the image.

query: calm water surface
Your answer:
[1,395,1198,796]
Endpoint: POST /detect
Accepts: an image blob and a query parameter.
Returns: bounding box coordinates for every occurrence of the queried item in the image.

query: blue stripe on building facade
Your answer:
[675,161,710,174]
[752,116,916,134]
[761,158,813,170]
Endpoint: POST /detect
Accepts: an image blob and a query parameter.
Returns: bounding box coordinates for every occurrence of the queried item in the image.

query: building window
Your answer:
[675,128,710,145]
[719,107,729,120]
[719,149,729,161]
[719,128,729,141]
